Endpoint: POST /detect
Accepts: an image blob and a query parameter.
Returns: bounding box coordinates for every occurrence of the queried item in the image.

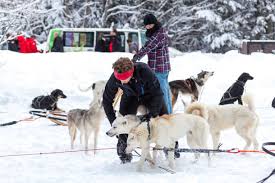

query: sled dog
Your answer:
[67,94,105,155]
[219,72,253,105]
[169,70,214,108]
[125,113,209,171]
[31,89,67,111]
[185,94,259,150]
[106,114,142,137]
[79,80,107,107]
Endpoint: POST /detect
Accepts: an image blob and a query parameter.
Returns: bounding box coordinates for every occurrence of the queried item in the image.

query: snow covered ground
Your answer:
[0,50,274,183]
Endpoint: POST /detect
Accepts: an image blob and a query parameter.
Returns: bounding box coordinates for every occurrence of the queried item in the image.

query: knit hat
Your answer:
[143,14,158,26]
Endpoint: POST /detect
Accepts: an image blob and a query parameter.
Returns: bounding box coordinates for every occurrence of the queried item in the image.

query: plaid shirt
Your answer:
[135,27,171,73]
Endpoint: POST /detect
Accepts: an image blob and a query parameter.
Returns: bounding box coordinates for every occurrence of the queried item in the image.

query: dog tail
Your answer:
[185,102,208,120]
[242,93,255,112]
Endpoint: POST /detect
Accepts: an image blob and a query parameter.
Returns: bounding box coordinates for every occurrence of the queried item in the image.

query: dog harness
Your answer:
[184,77,204,93]
[137,115,151,140]
[219,80,245,103]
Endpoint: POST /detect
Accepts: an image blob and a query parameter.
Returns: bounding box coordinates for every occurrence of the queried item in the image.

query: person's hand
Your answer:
[139,113,151,122]
[139,113,159,122]
[132,55,138,63]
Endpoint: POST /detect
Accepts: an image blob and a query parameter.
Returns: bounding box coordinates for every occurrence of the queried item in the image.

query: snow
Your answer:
[0,50,275,183]
[196,10,221,23]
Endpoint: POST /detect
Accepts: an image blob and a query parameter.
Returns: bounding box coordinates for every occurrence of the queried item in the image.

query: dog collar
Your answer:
[236,80,245,87]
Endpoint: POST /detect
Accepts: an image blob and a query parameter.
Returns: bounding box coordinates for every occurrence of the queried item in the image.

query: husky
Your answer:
[106,114,142,137]
[125,113,210,171]
[219,72,253,105]
[185,94,259,150]
[169,70,214,108]
[67,83,106,155]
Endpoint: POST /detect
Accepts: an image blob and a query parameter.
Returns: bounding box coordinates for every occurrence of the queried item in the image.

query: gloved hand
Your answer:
[139,113,151,122]
[131,55,139,63]
[139,113,158,122]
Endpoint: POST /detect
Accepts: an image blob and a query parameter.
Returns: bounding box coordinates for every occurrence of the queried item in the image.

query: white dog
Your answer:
[125,113,210,171]
[185,94,259,150]
[67,99,105,155]
[78,80,107,107]
[106,114,141,137]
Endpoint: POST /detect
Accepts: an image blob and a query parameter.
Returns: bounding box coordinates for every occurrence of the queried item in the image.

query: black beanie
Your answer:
[143,14,158,26]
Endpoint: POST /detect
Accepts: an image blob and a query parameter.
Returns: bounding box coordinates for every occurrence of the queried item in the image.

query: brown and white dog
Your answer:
[169,70,214,108]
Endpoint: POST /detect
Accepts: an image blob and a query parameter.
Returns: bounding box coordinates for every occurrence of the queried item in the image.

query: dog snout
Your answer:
[106,130,115,137]
[61,94,67,98]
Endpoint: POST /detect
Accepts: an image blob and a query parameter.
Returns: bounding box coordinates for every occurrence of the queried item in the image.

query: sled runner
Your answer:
[29,110,68,126]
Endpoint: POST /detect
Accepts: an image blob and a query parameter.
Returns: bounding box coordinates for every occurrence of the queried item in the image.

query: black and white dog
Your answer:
[219,72,253,105]
[31,89,67,111]
[169,70,214,108]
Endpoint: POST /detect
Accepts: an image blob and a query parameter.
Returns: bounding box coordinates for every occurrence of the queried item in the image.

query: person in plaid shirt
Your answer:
[132,14,180,158]
[132,13,172,114]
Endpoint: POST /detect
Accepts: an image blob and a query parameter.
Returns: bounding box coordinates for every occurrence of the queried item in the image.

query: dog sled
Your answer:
[0,110,68,127]
[29,110,68,126]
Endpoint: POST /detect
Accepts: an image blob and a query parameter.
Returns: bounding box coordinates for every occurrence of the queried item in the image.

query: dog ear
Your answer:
[92,83,96,90]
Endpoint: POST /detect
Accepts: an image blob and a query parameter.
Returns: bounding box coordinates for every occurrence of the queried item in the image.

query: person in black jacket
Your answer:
[108,28,121,52]
[272,97,275,108]
[6,33,19,52]
[51,32,64,52]
[95,33,106,52]
[103,57,167,163]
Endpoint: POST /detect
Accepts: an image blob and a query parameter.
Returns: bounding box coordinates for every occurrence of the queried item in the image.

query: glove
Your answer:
[132,55,139,63]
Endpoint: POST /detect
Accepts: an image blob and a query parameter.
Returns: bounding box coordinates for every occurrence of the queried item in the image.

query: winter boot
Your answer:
[120,153,133,164]
[117,134,132,163]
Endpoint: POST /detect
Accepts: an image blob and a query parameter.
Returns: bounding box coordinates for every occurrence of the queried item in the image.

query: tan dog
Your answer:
[185,94,259,150]
[67,89,105,155]
[125,113,209,171]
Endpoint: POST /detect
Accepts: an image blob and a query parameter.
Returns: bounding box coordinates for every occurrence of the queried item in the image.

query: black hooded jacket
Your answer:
[51,36,64,52]
[103,62,164,124]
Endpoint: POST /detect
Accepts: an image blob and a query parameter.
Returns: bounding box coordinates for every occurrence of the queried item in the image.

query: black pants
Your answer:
[116,95,167,160]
